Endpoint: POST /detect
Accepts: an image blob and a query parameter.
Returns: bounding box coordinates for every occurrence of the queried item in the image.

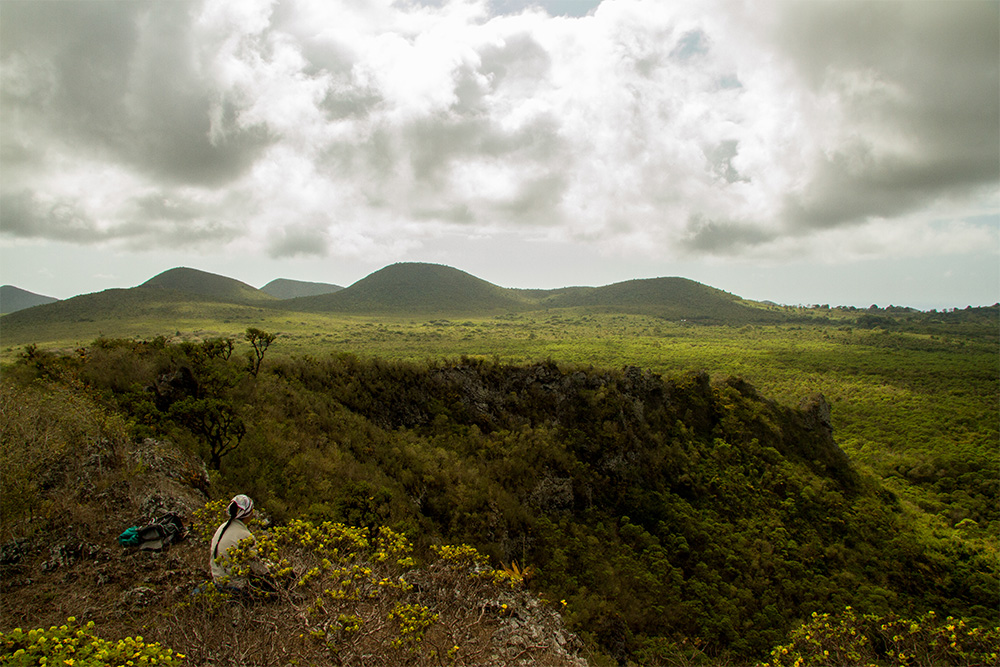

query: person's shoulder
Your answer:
[232,520,255,536]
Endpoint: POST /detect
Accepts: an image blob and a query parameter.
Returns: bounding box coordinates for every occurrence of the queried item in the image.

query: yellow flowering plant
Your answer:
[164,501,573,666]
[0,618,183,667]
[759,607,999,667]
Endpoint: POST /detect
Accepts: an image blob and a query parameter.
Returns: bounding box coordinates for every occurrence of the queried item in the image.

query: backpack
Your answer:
[118,513,186,551]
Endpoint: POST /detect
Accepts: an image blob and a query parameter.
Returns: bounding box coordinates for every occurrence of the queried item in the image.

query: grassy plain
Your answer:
[3,305,996,533]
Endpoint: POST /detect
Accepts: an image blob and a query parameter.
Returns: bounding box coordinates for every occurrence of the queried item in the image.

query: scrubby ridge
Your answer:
[2,338,996,664]
[0,385,586,666]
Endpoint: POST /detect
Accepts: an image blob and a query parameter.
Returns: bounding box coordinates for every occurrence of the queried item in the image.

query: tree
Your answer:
[245,328,277,377]
[169,396,246,469]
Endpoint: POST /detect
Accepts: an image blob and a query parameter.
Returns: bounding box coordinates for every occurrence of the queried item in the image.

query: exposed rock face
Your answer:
[130,438,211,506]
[794,392,858,489]
[800,392,833,435]
[150,367,198,410]
[1,434,210,629]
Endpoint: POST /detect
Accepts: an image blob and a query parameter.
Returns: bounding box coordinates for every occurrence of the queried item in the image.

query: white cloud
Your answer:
[1,0,996,272]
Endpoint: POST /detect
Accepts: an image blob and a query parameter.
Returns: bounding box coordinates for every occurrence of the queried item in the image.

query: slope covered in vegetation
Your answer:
[284,262,530,314]
[2,337,995,665]
[534,276,778,323]
[0,285,58,314]
[260,277,343,299]
[0,380,585,667]
[141,267,276,304]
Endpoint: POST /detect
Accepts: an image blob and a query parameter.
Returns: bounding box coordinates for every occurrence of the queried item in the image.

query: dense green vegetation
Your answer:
[141,267,278,304]
[3,326,995,664]
[2,265,995,664]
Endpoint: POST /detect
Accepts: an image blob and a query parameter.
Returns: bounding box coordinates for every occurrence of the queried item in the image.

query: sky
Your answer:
[1,0,998,310]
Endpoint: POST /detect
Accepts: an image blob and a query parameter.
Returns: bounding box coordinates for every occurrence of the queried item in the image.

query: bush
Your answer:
[760,607,999,667]
[158,507,576,666]
[0,617,184,666]
[0,379,128,542]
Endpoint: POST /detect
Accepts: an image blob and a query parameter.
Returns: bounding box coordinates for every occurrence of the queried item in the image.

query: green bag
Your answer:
[118,526,141,547]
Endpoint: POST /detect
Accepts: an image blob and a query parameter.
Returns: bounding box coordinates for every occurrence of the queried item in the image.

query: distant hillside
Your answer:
[141,267,275,304]
[533,277,779,323]
[261,278,343,299]
[0,285,59,314]
[0,288,229,343]
[284,262,530,314]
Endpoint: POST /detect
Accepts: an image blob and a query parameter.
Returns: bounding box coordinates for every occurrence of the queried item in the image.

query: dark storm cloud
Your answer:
[0,191,103,243]
[266,223,331,258]
[0,0,269,187]
[769,0,1000,232]
[0,187,240,249]
[680,215,776,254]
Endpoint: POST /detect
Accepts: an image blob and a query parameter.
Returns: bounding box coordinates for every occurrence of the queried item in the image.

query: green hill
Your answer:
[0,285,59,314]
[534,277,779,323]
[0,269,280,348]
[284,262,530,314]
[0,286,286,351]
[260,277,343,299]
[142,267,275,304]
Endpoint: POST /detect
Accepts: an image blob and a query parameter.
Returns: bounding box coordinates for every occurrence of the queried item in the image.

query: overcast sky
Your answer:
[1,0,997,309]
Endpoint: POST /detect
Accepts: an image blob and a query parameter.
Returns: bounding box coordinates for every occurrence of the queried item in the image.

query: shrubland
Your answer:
[0,371,584,667]
[1,322,996,665]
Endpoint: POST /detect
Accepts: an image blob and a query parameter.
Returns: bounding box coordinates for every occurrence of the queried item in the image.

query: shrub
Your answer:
[760,607,999,667]
[159,506,576,666]
[0,617,184,666]
[0,379,128,541]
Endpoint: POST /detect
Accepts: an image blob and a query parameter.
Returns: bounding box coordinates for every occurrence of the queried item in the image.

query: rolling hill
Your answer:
[141,267,275,304]
[282,262,532,314]
[0,287,250,347]
[0,285,58,314]
[533,276,780,323]
[260,278,343,299]
[1,262,784,349]
[0,269,277,348]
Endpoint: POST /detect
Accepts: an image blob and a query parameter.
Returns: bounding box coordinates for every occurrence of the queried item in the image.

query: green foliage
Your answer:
[171,507,564,666]
[2,322,996,664]
[244,327,276,377]
[388,603,439,651]
[169,396,246,469]
[760,607,999,667]
[0,618,185,666]
[0,378,129,541]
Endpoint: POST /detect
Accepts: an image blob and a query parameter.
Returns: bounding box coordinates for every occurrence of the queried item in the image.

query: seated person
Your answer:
[209,494,271,592]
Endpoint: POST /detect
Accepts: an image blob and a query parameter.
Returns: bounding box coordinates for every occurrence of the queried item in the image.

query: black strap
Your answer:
[213,517,235,559]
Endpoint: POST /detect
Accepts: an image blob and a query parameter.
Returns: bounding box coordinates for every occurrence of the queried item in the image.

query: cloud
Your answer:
[1,0,996,266]
[761,0,1000,234]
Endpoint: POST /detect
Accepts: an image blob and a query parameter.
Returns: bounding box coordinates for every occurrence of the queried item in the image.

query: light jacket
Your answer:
[209,519,255,586]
